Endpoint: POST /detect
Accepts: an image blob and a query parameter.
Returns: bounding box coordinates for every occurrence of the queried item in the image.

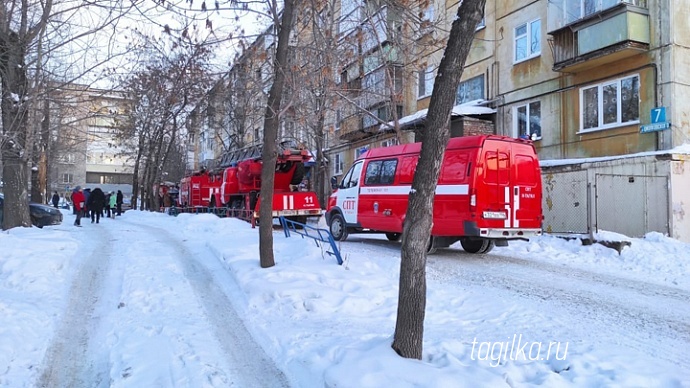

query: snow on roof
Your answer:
[540,143,690,167]
[382,99,496,130]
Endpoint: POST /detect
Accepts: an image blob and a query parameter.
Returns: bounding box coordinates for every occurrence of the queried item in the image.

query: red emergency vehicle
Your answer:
[325,135,542,254]
[178,140,323,223]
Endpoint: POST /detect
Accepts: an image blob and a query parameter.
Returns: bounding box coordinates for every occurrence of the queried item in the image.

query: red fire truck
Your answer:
[178,140,323,223]
[325,135,543,254]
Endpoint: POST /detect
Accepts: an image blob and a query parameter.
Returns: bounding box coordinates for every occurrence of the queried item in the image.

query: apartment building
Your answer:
[49,85,134,199]
[323,0,690,240]
[192,0,689,239]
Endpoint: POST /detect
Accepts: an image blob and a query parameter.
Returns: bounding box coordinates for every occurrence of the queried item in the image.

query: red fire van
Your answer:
[325,135,542,254]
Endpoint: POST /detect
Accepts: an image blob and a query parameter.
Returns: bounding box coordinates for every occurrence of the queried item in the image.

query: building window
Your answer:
[334,152,344,175]
[456,75,484,105]
[381,138,398,147]
[417,65,434,98]
[514,101,542,140]
[580,74,639,132]
[62,173,73,184]
[62,153,76,164]
[514,19,541,63]
[339,0,363,36]
[335,109,341,131]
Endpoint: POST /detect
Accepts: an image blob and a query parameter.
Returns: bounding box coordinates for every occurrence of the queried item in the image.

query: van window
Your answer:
[484,151,510,184]
[439,152,468,183]
[514,154,537,185]
[364,159,398,185]
[399,156,418,184]
[340,161,363,188]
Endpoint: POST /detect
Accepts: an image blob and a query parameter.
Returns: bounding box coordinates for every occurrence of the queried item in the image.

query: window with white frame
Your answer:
[418,65,434,98]
[334,152,344,175]
[62,153,76,164]
[580,74,639,132]
[381,138,398,147]
[62,173,73,184]
[514,101,542,140]
[514,19,541,63]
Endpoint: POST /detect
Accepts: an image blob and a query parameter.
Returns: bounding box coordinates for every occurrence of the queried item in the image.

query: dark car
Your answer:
[0,193,63,228]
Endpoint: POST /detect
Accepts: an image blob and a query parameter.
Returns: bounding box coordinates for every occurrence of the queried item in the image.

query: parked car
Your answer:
[0,193,63,228]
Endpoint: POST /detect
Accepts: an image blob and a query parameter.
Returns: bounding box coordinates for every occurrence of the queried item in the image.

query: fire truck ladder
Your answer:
[279,216,343,265]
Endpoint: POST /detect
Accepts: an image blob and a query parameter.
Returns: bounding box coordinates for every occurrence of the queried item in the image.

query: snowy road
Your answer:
[347,236,690,370]
[11,212,685,387]
[36,217,289,388]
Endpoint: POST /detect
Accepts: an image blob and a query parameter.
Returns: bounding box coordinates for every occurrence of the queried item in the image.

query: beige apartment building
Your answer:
[50,85,134,199]
[189,0,690,240]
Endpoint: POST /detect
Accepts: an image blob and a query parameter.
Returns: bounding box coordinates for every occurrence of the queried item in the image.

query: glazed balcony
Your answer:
[548,1,649,72]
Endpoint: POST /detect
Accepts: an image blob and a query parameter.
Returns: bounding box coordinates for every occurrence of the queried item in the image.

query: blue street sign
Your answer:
[641,107,670,133]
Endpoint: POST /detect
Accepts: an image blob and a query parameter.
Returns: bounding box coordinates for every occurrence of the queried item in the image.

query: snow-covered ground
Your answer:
[0,209,688,387]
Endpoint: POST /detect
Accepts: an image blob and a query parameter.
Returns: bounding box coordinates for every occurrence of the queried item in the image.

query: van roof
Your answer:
[359,135,531,160]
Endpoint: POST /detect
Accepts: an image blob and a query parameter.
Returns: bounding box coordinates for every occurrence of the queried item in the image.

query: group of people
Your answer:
[70,186,124,227]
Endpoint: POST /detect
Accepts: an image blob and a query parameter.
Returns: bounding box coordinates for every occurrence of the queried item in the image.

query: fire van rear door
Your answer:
[481,142,511,228]
[510,144,542,229]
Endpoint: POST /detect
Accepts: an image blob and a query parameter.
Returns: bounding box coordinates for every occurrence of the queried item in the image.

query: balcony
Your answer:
[548,1,649,72]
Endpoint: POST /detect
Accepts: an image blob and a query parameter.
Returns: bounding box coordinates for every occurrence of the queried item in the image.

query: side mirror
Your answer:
[330,176,338,190]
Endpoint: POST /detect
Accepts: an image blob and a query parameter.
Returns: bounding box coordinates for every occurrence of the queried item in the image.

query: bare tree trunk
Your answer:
[392,0,487,359]
[1,33,32,229]
[259,0,296,268]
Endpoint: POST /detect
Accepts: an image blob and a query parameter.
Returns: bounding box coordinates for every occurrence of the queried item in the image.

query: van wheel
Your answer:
[386,232,401,242]
[426,236,437,255]
[461,238,495,254]
[329,213,348,241]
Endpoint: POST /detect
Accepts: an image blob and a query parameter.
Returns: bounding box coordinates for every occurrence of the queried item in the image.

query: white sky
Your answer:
[0,210,688,387]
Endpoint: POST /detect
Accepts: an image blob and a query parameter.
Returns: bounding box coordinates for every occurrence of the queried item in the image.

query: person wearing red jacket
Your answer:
[71,186,86,227]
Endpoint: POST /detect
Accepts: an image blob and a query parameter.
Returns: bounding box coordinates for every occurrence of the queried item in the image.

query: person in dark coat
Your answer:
[51,191,60,208]
[83,188,91,218]
[87,187,107,224]
[72,186,85,227]
[105,192,112,218]
[116,190,124,216]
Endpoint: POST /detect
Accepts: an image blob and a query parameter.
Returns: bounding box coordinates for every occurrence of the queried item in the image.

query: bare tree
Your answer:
[258,0,296,268]
[0,0,136,229]
[118,25,215,211]
[392,0,486,359]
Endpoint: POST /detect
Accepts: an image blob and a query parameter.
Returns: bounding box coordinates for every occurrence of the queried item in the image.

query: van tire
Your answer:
[329,213,348,241]
[386,232,401,242]
[461,238,495,254]
[426,236,438,255]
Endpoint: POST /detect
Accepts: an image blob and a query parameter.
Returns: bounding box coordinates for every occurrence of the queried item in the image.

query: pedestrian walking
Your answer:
[109,192,117,218]
[105,192,112,218]
[87,188,106,224]
[83,188,91,219]
[116,190,124,216]
[72,186,85,227]
[51,191,60,208]
[71,187,78,215]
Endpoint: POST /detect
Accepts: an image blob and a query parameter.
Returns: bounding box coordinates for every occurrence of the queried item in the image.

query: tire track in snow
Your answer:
[344,236,690,367]
[37,221,114,388]
[122,220,290,387]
